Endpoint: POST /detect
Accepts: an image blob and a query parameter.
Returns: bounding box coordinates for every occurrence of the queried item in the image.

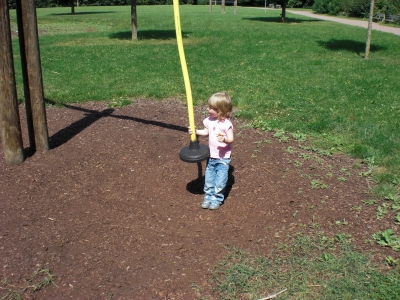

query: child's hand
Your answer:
[217,132,225,143]
[189,126,208,137]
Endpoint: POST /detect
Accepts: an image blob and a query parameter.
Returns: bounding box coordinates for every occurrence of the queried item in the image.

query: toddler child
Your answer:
[189,92,234,210]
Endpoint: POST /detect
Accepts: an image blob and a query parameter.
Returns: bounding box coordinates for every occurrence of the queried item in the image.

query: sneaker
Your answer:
[209,203,220,210]
[201,201,211,209]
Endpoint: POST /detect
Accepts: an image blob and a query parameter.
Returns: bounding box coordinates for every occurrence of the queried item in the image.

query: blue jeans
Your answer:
[204,157,231,205]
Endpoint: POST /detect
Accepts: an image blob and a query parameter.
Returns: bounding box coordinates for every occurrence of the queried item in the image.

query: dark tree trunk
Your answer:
[0,0,25,164]
[70,0,74,14]
[281,2,286,22]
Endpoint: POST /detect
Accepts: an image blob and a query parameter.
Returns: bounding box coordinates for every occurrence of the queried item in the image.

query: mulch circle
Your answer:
[1,99,398,299]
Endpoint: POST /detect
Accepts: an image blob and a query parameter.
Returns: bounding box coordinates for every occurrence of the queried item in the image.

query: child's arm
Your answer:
[217,128,234,144]
[188,126,209,136]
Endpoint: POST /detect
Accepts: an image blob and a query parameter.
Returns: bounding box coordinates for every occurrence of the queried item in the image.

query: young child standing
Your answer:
[189,92,234,210]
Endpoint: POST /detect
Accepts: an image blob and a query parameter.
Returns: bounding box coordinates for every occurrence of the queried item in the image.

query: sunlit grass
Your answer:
[212,234,400,300]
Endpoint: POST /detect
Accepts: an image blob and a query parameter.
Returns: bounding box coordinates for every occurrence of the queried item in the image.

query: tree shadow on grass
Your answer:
[317,39,387,55]
[109,30,191,40]
[242,16,323,24]
[51,11,117,16]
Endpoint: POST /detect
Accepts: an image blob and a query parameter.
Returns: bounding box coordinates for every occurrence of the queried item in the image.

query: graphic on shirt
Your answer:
[204,116,233,159]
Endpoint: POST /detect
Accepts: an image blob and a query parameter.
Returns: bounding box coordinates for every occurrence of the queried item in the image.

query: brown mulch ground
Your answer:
[1,99,398,300]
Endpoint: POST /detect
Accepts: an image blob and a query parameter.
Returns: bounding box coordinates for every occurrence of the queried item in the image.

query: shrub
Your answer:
[375,0,400,15]
[288,0,303,7]
[313,0,375,17]
[342,0,371,17]
[312,0,330,13]
[302,0,315,7]
[327,0,342,15]
[288,0,315,8]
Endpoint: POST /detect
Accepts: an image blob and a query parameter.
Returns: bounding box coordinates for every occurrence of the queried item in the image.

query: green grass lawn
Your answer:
[212,234,400,299]
[9,5,399,194]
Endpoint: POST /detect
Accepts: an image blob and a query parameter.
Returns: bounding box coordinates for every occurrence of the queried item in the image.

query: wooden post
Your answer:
[16,0,34,150]
[16,0,49,151]
[0,0,25,165]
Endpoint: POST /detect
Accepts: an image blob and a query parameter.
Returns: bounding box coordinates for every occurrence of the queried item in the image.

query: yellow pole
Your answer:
[173,0,196,142]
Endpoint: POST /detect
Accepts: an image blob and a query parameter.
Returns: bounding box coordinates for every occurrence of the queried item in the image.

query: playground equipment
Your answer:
[0,0,49,165]
[209,0,238,14]
[173,0,209,163]
[0,0,24,165]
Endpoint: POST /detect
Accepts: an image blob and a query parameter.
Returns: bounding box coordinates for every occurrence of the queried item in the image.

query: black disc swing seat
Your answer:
[179,140,209,163]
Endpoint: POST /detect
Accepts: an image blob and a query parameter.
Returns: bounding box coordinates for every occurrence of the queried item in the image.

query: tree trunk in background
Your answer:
[0,0,25,165]
[131,0,137,41]
[16,0,49,152]
[234,0,237,14]
[209,0,212,13]
[365,0,375,59]
[70,0,74,14]
[281,2,286,22]
[222,0,225,14]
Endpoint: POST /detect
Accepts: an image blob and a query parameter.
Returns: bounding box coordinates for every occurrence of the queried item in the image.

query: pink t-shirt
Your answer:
[203,117,233,159]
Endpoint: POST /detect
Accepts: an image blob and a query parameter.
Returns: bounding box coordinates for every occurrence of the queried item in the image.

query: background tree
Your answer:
[365,0,374,59]
[276,0,289,22]
[131,0,137,41]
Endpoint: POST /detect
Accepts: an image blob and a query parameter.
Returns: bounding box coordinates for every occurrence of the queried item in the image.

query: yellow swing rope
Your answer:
[173,0,196,142]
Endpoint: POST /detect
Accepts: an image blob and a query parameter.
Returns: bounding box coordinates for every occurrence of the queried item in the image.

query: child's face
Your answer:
[207,106,218,118]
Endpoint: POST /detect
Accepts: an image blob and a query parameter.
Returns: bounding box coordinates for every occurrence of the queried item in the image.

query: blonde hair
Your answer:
[208,92,232,120]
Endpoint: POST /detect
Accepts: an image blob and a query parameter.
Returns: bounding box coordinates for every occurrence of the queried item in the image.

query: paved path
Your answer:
[251,7,400,36]
[286,10,400,36]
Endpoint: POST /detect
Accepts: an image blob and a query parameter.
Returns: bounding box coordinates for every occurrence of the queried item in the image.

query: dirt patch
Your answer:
[1,99,398,299]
